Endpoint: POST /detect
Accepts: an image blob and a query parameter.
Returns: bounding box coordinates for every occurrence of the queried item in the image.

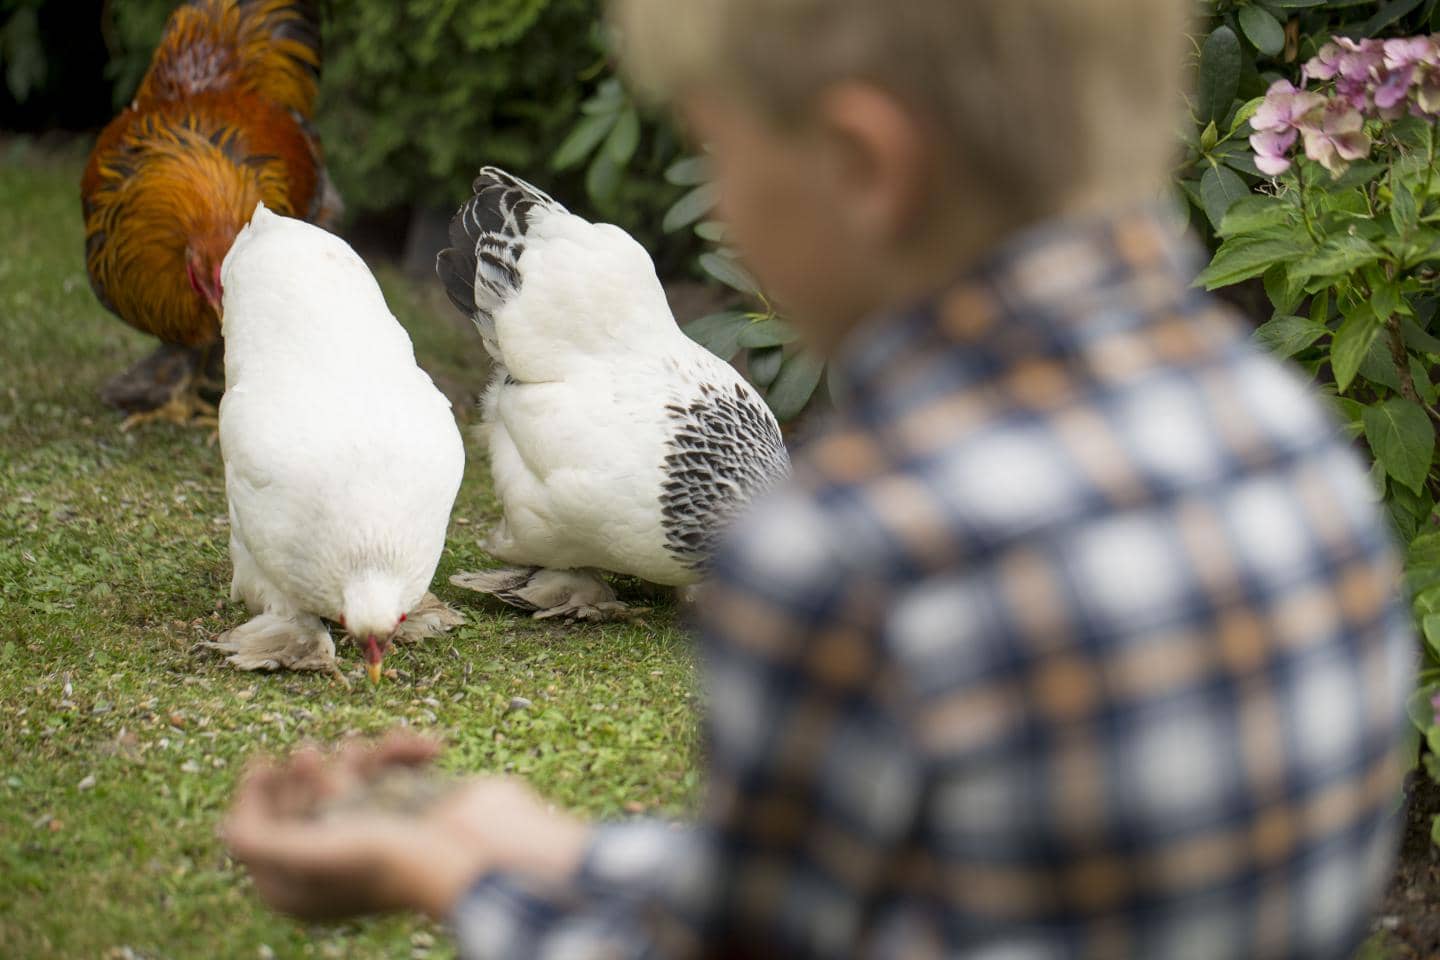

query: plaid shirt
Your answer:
[453,210,1414,960]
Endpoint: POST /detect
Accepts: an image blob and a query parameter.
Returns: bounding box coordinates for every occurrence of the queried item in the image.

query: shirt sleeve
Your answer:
[452,820,715,960]
[450,491,923,959]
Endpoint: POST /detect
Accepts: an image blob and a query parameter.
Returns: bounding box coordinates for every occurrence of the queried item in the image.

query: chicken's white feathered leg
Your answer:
[392,592,466,644]
[208,535,343,677]
[449,567,635,622]
[199,612,343,679]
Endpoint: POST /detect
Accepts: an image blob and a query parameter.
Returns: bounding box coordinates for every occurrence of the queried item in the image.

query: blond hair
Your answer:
[611,0,1189,221]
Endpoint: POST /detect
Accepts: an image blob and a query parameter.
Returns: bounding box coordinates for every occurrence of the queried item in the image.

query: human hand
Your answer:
[222,733,591,921]
[222,733,471,920]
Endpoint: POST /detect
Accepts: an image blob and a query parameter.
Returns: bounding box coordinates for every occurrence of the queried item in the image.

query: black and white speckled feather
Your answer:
[661,381,789,569]
[437,166,791,617]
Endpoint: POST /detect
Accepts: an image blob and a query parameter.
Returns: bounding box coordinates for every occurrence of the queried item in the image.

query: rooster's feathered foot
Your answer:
[103,342,224,431]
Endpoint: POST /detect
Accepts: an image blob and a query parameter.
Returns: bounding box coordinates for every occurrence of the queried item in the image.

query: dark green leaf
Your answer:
[585,151,623,203]
[1222,151,1266,179]
[1218,195,1295,237]
[580,77,625,115]
[694,220,728,243]
[603,106,641,165]
[1177,178,1204,214]
[664,155,712,186]
[1230,95,1267,134]
[1263,264,1304,315]
[1198,26,1243,125]
[1394,178,1420,235]
[1196,236,1312,289]
[1333,395,1367,436]
[1239,5,1286,56]
[1422,616,1440,662]
[1412,354,1438,405]
[699,252,760,296]
[1403,316,1440,354]
[1406,530,1440,570]
[1388,478,1434,542]
[1363,396,1435,495]
[747,346,784,388]
[1363,0,1426,37]
[766,351,825,422]
[663,184,718,234]
[550,113,616,171]
[1331,308,1382,393]
[737,317,800,349]
[1201,165,1251,230]
[1330,161,1387,191]
[682,311,751,361]
[1291,236,1386,281]
[1359,335,1405,393]
[1406,683,1440,734]
[1254,315,1329,358]
[1373,280,1405,324]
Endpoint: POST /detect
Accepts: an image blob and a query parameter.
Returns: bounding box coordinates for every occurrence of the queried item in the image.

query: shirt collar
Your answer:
[828,206,1202,407]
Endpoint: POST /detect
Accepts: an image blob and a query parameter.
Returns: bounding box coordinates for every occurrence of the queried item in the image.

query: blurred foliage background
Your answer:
[0,0,689,261]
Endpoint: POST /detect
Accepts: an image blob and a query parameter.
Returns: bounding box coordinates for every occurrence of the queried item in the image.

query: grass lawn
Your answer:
[0,139,699,959]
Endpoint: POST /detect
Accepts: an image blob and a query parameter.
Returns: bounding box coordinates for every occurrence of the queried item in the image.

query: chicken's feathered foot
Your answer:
[198,612,345,682]
[391,592,465,644]
[449,567,639,622]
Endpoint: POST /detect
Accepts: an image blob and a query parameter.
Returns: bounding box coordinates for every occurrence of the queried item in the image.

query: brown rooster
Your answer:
[82,0,338,429]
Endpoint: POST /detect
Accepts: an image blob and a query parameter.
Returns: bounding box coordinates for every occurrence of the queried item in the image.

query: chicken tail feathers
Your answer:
[436,167,566,358]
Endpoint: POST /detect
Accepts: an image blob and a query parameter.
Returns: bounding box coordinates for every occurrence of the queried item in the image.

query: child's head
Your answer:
[611,0,1189,350]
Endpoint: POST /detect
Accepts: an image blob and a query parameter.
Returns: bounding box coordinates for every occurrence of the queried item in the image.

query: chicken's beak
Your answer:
[363,635,384,686]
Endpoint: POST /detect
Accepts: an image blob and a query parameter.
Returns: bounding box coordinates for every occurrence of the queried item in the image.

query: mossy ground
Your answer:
[0,140,698,959]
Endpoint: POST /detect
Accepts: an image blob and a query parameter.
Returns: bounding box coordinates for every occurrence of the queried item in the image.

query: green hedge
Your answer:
[5,0,683,243]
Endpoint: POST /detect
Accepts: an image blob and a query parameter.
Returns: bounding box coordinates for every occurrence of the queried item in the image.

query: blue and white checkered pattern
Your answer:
[453,211,1414,959]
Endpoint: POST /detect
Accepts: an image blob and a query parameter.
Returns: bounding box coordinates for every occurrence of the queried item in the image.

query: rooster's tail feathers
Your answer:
[436,167,566,355]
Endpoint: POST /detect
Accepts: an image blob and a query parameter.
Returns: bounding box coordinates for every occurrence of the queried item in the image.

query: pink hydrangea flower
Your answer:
[1305,37,1385,82]
[1303,41,1343,81]
[1371,37,1439,114]
[1299,98,1373,175]
[1306,38,1386,111]
[1387,36,1440,114]
[1251,33,1440,176]
[1250,80,1325,175]
[1383,36,1437,71]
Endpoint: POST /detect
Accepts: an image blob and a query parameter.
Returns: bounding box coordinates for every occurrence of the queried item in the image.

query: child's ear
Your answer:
[815,83,934,243]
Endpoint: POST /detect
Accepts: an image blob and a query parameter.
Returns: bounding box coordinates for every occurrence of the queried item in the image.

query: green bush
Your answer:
[323,0,618,213]
[316,0,689,252]
[1189,0,1440,840]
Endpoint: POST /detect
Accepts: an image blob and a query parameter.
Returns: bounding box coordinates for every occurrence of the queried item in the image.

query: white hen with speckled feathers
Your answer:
[203,204,466,680]
[437,168,790,620]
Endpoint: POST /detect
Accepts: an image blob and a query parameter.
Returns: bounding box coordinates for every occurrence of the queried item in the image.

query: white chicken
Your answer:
[435,168,790,620]
[202,204,466,683]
